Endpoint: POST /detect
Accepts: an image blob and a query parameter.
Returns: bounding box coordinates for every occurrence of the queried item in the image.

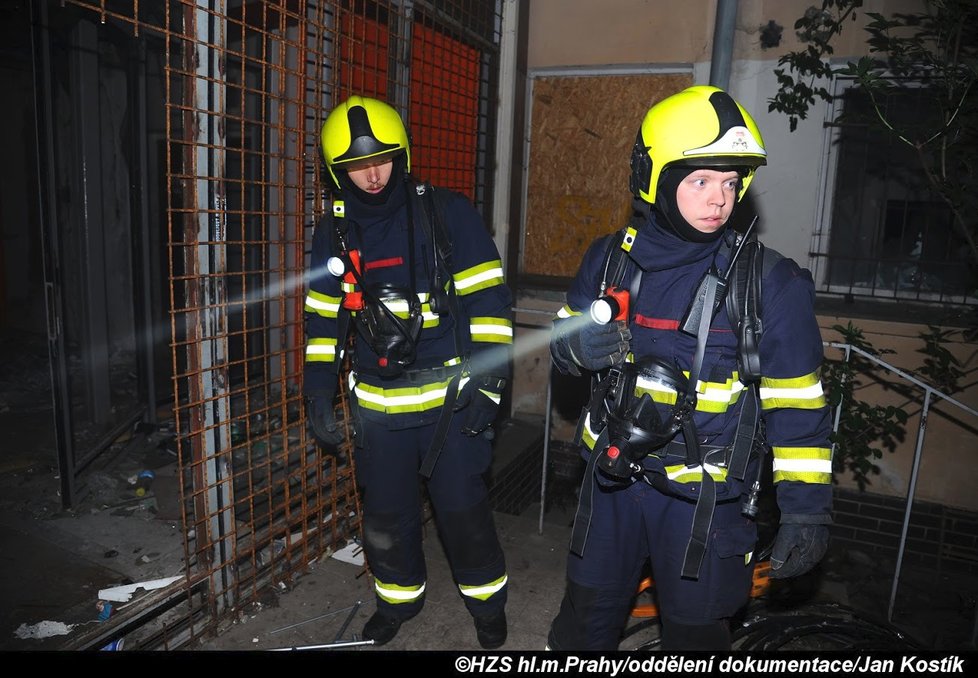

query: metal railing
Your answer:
[826,342,978,638]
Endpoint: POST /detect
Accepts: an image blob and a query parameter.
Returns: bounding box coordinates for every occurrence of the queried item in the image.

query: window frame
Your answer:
[810,72,975,307]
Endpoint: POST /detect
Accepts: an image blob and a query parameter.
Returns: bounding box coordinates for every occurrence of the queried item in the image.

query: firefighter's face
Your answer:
[675,169,740,235]
[346,158,394,194]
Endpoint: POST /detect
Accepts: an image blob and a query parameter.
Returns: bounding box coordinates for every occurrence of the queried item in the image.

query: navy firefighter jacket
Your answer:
[555,210,833,517]
[303,177,513,431]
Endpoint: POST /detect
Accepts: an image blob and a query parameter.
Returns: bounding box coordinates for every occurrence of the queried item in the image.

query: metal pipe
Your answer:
[829,343,852,458]
[271,639,376,651]
[539,367,553,535]
[334,599,362,642]
[709,0,739,90]
[888,389,932,623]
[270,603,359,634]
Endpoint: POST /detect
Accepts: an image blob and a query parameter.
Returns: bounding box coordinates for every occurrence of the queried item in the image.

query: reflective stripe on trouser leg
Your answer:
[355,423,429,621]
[426,422,507,617]
[361,509,427,619]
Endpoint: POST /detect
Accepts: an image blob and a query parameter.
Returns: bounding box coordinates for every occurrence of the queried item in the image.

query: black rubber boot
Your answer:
[362,611,403,647]
[474,610,507,649]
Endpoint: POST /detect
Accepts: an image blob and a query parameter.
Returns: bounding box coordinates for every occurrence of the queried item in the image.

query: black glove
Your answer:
[455,375,506,437]
[307,389,344,449]
[550,322,581,377]
[769,513,832,579]
[552,318,631,373]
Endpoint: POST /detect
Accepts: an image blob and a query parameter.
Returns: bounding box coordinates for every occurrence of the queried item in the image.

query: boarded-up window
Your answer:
[522,73,692,279]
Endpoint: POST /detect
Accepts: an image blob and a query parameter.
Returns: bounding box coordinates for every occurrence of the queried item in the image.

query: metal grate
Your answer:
[61,0,501,648]
[816,85,975,307]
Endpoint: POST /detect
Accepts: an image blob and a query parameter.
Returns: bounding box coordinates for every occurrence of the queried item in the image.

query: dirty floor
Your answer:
[3,438,977,657]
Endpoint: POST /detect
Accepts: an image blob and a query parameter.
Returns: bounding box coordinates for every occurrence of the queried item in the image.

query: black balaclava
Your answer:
[655,166,742,244]
[336,153,407,206]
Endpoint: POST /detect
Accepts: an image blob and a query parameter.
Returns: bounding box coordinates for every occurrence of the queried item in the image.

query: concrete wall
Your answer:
[508,1,978,512]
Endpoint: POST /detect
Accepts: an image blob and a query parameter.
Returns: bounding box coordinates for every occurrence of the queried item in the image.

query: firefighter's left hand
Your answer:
[769,514,831,579]
[456,376,505,437]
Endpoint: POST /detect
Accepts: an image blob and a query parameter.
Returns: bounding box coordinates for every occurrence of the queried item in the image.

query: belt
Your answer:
[354,362,463,383]
[653,440,731,466]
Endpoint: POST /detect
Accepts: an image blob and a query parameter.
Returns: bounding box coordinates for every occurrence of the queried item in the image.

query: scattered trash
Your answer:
[104,550,119,559]
[100,638,125,651]
[14,621,75,639]
[330,540,364,566]
[96,601,113,621]
[135,470,155,496]
[98,575,183,603]
[256,539,286,567]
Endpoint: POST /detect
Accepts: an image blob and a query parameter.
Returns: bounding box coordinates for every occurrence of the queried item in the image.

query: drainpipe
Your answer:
[709,0,738,90]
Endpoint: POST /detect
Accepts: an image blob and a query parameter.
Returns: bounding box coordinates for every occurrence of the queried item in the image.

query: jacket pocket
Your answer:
[713,520,758,560]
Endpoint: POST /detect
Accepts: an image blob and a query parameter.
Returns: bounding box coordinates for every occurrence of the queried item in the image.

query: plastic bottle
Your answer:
[135,469,155,497]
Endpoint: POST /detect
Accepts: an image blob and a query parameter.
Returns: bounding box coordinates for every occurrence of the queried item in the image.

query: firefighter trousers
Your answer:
[354,413,508,621]
[548,475,757,650]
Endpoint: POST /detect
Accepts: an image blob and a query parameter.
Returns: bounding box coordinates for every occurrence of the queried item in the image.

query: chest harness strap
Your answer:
[415,183,471,480]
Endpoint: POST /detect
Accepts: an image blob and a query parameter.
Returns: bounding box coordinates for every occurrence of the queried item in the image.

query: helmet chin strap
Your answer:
[655,167,733,244]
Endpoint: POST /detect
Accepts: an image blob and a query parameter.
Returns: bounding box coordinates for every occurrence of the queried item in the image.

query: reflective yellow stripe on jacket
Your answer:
[634,372,746,414]
[304,290,342,318]
[470,316,513,344]
[454,259,505,296]
[305,337,338,363]
[556,305,582,319]
[772,446,833,484]
[350,372,471,415]
[759,372,826,410]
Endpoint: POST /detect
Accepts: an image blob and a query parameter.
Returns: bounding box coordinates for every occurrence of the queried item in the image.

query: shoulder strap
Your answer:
[416,181,454,272]
[415,182,467,353]
[723,228,783,482]
[598,213,644,317]
[725,231,783,384]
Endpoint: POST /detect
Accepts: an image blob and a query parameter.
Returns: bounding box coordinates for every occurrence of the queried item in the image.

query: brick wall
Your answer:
[832,487,978,576]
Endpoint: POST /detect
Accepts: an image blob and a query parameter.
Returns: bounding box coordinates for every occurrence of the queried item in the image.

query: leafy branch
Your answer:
[769,0,978,272]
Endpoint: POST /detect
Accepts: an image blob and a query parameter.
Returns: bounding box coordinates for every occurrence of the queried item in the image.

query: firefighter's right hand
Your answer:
[307,395,344,449]
[553,319,631,373]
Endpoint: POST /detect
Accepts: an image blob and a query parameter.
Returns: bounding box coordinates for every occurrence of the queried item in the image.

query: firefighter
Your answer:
[304,95,512,649]
[547,85,833,650]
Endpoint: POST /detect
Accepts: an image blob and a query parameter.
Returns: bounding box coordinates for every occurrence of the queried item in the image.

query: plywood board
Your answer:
[523,72,692,278]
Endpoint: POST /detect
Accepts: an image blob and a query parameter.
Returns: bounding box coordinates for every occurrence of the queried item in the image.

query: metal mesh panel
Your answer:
[60,0,501,648]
